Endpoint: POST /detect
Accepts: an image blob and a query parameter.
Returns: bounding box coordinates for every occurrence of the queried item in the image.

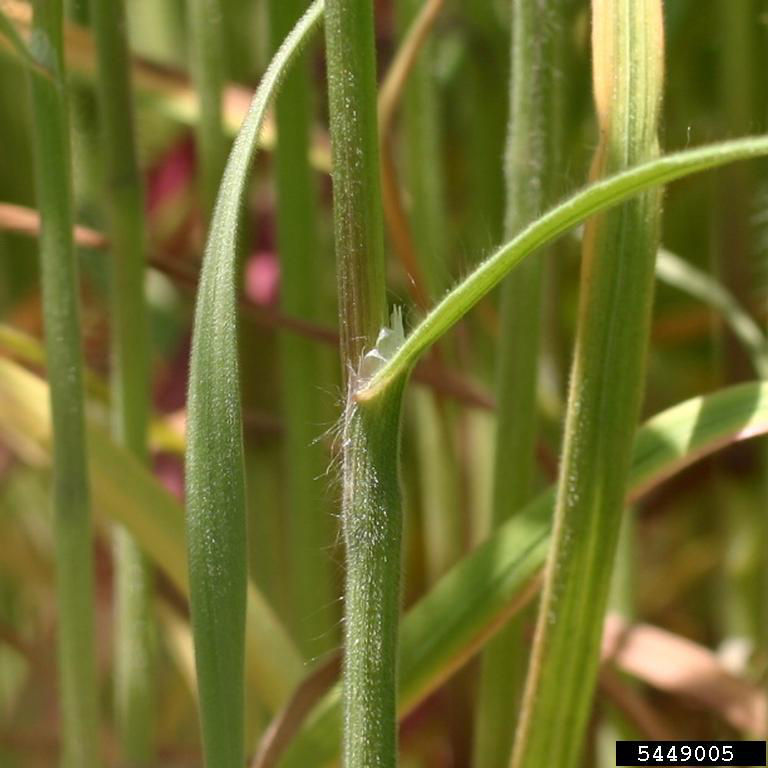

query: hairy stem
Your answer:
[325,0,387,367]
[324,0,404,765]
[341,381,406,768]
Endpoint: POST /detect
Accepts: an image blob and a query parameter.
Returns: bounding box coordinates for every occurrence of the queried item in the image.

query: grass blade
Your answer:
[380,0,444,309]
[2,0,280,141]
[461,0,506,255]
[5,342,768,764]
[656,248,768,378]
[357,135,768,402]
[3,363,767,760]
[278,379,768,766]
[64,0,101,216]
[26,0,99,763]
[184,3,323,766]
[510,0,665,764]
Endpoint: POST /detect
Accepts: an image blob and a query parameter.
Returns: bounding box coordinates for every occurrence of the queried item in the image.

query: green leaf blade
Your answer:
[358,135,768,400]
[183,3,324,765]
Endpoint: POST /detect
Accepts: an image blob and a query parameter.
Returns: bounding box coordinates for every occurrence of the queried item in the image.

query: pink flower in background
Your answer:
[245,249,280,306]
[146,136,196,216]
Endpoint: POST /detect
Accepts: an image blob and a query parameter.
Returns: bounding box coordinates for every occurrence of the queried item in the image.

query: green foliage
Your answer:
[184,4,323,765]
[359,135,768,400]
[474,1,565,762]
[1,2,768,767]
[269,0,335,657]
[324,0,400,763]
[89,0,154,758]
[187,0,227,218]
[279,379,768,766]
[511,0,665,762]
[26,1,98,766]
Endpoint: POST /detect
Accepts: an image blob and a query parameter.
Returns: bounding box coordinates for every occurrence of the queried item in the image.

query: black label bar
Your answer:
[615,741,766,766]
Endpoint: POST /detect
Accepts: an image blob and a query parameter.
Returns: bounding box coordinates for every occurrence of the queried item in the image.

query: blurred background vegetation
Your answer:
[0,0,767,765]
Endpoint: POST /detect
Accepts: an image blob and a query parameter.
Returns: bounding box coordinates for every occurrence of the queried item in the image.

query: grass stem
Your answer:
[27,0,99,764]
[324,1,405,765]
[324,0,386,367]
[89,0,153,759]
[473,1,564,764]
[268,0,335,658]
[187,0,227,218]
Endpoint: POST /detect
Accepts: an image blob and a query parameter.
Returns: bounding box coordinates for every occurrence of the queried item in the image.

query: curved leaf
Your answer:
[184,3,323,766]
[358,136,768,401]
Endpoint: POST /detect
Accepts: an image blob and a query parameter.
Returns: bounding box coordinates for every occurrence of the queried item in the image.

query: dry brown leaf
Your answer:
[602,613,766,736]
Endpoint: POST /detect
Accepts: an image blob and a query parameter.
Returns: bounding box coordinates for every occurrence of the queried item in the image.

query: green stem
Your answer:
[89,0,153,759]
[474,1,564,765]
[717,0,765,661]
[188,0,227,218]
[462,0,506,255]
[395,0,446,297]
[27,0,99,765]
[325,0,387,367]
[64,0,100,218]
[393,0,461,585]
[412,389,461,581]
[268,0,335,657]
[510,1,664,766]
[341,381,407,767]
[324,0,403,765]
